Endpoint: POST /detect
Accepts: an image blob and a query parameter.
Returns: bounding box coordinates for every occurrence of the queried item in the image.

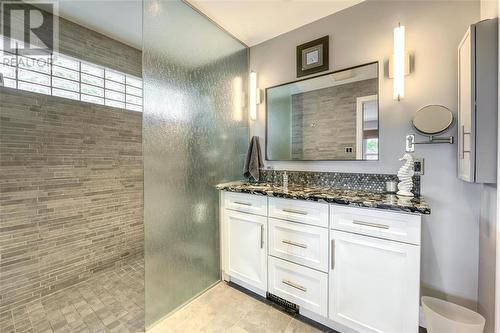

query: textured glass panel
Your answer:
[106,80,125,93]
[105,70,125,83]
[53,54,79,70]
[105,99,125,109]
[81,73,104,87]
[52,77,79,92]
[18,69,50,86]
[3,78,16,88]
[52,88,79,100]
[0,64,16,78]
[126,104,142,112]
[53,66,79,81]
[81,84,104,97]
[17,55,51,74]
[126,85,142,97]
[126,76,142,88]
[105,90,125,102]
[81,63,104,77]
[18,81,50,95]
[81,94,104,105]
[144,0,248,327]
[126,94,142,106]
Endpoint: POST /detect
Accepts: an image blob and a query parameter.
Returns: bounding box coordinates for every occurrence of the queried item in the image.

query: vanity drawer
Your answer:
[224,192,267,216]
[330,205,421,245]
[269,198,329,228]
[268,256,328,317]
[269,218,329,272]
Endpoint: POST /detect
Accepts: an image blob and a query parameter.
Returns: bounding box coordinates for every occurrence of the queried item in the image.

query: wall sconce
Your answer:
[391,23,408,101]
[249,71,261,120]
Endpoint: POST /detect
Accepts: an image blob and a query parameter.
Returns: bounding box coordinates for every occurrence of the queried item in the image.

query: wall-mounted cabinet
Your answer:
[458,18,498,183]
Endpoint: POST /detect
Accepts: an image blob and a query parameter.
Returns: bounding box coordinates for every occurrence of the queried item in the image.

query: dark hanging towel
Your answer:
[243,136,264,182]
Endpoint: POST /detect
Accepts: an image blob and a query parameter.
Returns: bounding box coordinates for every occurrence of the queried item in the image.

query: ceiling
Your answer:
[46,0,363,50]
[49,0,143,50]
[187,0,364,46]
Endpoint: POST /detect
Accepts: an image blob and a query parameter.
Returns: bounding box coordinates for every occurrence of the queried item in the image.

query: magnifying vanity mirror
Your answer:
[406,105,454,152]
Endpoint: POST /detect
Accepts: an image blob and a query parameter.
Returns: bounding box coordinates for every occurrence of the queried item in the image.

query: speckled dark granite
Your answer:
[259,170,421,196]
[217,181,430,215]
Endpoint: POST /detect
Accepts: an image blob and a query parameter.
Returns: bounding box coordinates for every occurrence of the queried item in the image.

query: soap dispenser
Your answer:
[282,171,288,189]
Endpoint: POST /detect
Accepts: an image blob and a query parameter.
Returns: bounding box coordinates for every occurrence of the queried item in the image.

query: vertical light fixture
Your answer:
[393,23,405,101]
[249,71,257,120]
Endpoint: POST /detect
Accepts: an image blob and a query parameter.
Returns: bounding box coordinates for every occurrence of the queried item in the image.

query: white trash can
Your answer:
[422,296,485,333]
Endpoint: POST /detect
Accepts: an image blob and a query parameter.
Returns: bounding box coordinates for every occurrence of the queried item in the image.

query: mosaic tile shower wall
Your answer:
[0,88,143,316]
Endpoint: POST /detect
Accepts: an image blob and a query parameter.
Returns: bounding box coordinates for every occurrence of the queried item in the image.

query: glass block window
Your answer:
[0,38,142,112]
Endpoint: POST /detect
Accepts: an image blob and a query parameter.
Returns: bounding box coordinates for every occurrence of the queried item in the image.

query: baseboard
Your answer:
[226,276,267,298]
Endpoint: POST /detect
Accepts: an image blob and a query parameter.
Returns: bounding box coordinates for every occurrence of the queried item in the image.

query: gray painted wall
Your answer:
[250,0,481,308]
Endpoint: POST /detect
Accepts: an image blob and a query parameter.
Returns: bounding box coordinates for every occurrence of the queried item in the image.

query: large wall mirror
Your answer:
[266,62,379,161]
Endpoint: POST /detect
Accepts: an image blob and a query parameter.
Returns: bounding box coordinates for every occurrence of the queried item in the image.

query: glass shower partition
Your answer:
[143,0,249,328]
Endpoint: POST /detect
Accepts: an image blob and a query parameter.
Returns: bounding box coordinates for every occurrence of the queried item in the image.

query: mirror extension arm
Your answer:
[406,134,454,152]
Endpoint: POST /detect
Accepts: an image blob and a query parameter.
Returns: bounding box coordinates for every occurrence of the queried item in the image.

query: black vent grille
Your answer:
[266,293,299,314]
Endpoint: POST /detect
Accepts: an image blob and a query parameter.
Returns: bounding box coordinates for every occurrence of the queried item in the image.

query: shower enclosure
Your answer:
[143,0,249,328]
[0,0,247,331]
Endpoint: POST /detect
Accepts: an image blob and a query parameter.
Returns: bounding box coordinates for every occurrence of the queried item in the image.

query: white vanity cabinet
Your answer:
[221,192,268,295]
[329,206,421,333]
[267,198,330,317]
[220,190,422,333]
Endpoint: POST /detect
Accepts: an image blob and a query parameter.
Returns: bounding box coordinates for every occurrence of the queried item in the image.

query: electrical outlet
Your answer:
[344,147,353,154]
[414,158,424,176]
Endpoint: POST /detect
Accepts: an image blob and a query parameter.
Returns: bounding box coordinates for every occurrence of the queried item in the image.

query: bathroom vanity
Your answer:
[217,181,430,333]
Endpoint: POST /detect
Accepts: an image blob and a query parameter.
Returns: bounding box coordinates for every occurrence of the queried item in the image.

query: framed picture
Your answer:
[296,36,329,77]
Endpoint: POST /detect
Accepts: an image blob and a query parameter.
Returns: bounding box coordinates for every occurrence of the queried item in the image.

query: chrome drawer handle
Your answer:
[461,125,471,159]
[331,239,335,270]
[282,239,307,249]
[352,220,390,229]
[282,279,307,292]
[260,225,264,249]
[234,201,252,206]
[282,208,308,215]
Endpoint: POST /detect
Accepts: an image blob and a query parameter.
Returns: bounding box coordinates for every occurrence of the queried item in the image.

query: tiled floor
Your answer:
[149,283,330,333]
[1,258,331,333]
[0,257,144,333]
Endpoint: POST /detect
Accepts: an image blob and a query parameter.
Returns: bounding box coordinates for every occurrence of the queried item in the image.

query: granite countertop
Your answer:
[216,181,431,215]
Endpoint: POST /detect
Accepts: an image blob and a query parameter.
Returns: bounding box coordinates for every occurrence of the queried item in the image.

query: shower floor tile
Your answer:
[0,257,144,333]
[148,282,333,333]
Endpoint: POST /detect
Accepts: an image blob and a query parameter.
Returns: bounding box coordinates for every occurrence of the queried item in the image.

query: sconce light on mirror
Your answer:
[249,71,262,121]
[390,23,412,101]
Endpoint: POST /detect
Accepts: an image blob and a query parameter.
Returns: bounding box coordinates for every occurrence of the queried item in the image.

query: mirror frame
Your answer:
[265,61,380,161]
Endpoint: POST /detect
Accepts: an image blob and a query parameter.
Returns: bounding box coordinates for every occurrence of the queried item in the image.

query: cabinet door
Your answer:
[329,230,420,333]
[224,210,267,292]
[458,26,475,182]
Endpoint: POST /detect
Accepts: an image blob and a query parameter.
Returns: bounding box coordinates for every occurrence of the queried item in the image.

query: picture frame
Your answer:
[296,35,329,77]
